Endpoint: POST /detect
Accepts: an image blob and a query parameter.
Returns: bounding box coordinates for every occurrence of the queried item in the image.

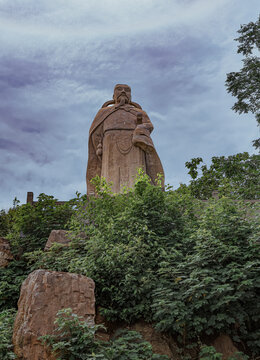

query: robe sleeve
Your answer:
[132,110,155,153]
[86,122,104,195]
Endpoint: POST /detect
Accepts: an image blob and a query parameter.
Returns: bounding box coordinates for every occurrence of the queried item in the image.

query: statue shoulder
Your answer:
[95,106,113,117]
[129,107,150,120]
[89,106,116,134]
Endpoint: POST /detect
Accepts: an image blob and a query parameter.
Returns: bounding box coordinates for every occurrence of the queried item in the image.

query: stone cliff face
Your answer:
[12,269,95,360]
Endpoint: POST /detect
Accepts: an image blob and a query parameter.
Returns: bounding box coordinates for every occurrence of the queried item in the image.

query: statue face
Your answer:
[113,84,131,104]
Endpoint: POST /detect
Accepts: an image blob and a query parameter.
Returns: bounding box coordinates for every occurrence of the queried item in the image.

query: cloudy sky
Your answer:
[0,0,259,209]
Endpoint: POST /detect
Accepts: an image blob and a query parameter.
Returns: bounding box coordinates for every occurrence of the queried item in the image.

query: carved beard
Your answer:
[117,94,129,106]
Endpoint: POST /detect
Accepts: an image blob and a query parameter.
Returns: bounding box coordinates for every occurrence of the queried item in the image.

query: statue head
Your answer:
[113,84,131,105]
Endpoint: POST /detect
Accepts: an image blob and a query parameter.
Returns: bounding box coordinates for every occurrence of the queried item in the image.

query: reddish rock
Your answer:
[0,237,13,267]
[44,230,70,251]
[128,321,179,359]
[212,334,239,360]
[13,269,95,360]
[95,310,179,359]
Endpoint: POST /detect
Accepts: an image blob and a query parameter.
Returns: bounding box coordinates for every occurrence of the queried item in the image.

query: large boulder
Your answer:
[44,230,71,251]
[0,237,13,267]
[13,269,95,360]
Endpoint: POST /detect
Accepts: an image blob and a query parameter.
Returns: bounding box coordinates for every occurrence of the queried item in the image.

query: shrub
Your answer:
[0,194,74,310]
[0,309,16,359]
[41,308,169,360]
[152,198,260,355]
[19,175,260,356]
[199,345,248,360]
[8,193,74,255]
[62,174,199,322]
[0,260,29,310]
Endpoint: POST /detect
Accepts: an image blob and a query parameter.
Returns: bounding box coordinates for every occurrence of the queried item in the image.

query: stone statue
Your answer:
[86,84,164,194]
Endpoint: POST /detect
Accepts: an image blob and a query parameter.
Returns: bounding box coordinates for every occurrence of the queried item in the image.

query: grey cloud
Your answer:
[0,0,258,209]
[0,138,19,150]
[0,56,49,88]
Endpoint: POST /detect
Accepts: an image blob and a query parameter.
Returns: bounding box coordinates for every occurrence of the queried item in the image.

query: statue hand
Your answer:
[132,125,154,153]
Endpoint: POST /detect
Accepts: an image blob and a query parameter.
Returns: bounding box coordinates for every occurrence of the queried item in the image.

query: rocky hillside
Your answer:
[0,174,259,359]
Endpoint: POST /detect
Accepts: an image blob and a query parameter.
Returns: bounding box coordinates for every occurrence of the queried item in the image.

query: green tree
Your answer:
[0,210,10,237]
[185,152,260,199]
[0,194,74,310]
[0,205,19,238]
[152,197,260,355]
[8,193,73,256]
[226,15,260,148]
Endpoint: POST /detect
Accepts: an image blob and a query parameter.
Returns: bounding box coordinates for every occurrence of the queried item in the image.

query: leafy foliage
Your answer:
[0,210,11,237]
[1,173,259,358]
[185,152,260,199]
[8,193,73,255]
[199,345,248,360]
[26,175,260,357]
[0,260,29,310]
[41,308,169,360]
[152,197,260,355]
[29,173,199,322]
[225,15,260,148]
[0,203,19,238]
[0,309,17,359]
[0,194,73,310]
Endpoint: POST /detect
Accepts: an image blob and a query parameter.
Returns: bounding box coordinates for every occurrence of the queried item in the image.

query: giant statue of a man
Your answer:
[86,84,164,194]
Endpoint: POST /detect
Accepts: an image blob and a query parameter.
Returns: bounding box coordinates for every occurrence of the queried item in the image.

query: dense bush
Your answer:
[152,198,260,352]
[0,309,16,359]
[41,308,168,360]
[1,173,259,358]
[0,210,11,237]
[28,174,200,321]
[0,259,29,310]
[199,345,248,360]
[0,200,19,238]
[26,174,260,357]
[8,193,73,255]
[0,194,73,310]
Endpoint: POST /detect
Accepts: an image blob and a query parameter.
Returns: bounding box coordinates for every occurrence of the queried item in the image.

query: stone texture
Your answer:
[128,321,179,359]
[212,334,239,360]
[44,230,70,251]
[0,237,13,267]
[86,84,164,194]
[13,269,95,360]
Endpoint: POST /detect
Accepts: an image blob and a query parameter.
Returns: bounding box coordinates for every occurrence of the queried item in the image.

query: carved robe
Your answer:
[87,104,164,194]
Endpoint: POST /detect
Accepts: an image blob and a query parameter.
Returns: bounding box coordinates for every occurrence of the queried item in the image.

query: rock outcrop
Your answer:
[0,237,13,267]
[13,269,95,360]
[212,334,239,360]
[95,311,179,359]
[128,321,179,359]
[44,230,70,251]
